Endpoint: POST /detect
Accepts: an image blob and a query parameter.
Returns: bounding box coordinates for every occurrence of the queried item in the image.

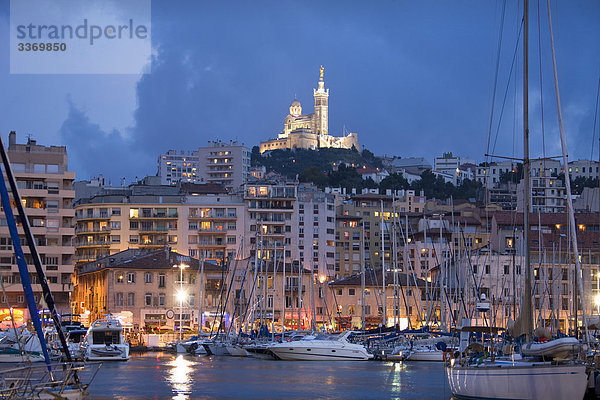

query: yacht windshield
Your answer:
[92,330,121,345]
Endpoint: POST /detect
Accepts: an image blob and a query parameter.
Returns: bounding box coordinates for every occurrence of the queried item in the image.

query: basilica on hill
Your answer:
[259,66,360,153]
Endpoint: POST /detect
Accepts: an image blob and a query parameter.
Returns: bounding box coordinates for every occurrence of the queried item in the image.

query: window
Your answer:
[504,265,509,275]
[159,293,166,306]
[336,288,342,296]
[116,273,124,283]
[127,272,135,284]
[111,235,120,243]
[111,221,121,230]
[145,272,152,283]
[348,288,356,296]
[127,292,135,306]
[129,235,138,243]
[158,274,166,288]
[115,292,123,306]
[145,293,152,306]
[129,208,139,218]
[348,305,355,315]
[112,208,121,216]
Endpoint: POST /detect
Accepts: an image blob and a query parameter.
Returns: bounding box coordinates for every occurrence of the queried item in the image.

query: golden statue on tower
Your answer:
[319,65,324,80]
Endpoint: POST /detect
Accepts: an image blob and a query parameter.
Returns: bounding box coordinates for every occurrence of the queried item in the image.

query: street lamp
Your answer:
[174,263,189,342]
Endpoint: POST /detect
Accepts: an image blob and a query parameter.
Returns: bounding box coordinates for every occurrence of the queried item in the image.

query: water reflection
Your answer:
[167,355,194,399]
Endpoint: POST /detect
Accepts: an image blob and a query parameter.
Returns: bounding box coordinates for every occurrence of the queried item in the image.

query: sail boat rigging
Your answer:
[445,1,589,398]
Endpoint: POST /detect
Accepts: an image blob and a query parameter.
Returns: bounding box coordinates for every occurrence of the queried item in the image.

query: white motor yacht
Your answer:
[268,332,372,361]
[81,317,129,361]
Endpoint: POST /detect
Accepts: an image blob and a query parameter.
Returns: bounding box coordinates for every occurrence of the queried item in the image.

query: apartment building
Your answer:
[568,160,599,180]
[0,132,75,316]
[157,140,251,190]
[75,249,227,331]
[516,171,566,213]
[336,192,424,275]
[328,273,426,330]
[243,180,335,277]
[196,140,251,190]
[74,178,245,265]
[476,160,518,189]
[157,150,199,185]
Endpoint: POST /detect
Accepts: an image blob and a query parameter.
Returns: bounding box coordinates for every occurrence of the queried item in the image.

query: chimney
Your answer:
[8,131,16,147]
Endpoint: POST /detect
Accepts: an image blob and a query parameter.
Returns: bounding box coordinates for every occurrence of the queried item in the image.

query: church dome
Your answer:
[289,99,302,117]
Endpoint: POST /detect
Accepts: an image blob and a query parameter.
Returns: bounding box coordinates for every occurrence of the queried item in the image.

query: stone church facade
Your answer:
[259,67,360,153]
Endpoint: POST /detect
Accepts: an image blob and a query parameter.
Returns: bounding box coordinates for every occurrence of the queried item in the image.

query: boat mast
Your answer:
[380,199,386,326]
[545,0,590,342]
[522,0,534,342]
[361,220,366,330]
[282,245,286,334]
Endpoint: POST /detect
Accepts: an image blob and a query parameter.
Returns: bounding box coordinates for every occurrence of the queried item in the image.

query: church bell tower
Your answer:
[313,65,329,136]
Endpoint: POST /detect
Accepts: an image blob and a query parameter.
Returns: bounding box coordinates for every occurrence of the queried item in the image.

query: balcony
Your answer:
[130,212,178,219]
[76,213,111,220]
[75,240,110,248]
[198,228,227,234]
[75,227,111,234]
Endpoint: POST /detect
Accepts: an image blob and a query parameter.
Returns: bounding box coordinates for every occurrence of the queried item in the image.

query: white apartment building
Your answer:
[157,141,251,190]
[1,132,76,315]
[517,170,566,213]
[157,150,199,185]
[196,140,251,190]
[568,160,599,180]
[243,180,336,278]
[476,160,518,188]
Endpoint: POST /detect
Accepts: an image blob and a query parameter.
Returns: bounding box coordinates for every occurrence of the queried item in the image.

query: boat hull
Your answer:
[269,345,371,361]
[244,345,276,360]
[226,344,248,357]
[205,343,230,356]
[403,350,445,362]
[446,362,588,400]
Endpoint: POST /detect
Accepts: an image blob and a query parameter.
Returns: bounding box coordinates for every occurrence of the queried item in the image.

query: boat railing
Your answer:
[0,361,102,398]
[91,318,123,328]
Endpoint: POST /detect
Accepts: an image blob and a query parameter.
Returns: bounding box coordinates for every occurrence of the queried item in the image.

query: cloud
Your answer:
[59,100,152,182]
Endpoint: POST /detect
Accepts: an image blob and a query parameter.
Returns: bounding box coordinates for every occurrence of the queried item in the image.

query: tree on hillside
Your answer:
[455,179,482,200]
[379,173,410,192]
[328,164,365,191]
[251,146,261,166]
[299,166,328,187]
[410,170,449,199]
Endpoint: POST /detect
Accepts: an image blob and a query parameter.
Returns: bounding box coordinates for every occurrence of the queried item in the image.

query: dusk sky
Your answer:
[1,1,599,183]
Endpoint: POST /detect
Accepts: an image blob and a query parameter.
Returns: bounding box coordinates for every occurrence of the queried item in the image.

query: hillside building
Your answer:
[259,66,359,153]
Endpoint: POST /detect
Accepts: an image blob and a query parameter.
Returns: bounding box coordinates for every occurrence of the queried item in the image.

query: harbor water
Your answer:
[88,352,452,399]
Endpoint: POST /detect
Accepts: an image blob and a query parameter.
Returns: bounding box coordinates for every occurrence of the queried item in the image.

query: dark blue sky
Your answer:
[1,1,599,183]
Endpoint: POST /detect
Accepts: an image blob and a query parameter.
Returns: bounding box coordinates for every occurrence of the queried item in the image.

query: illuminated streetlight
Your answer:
[176,290,188,304]
[173,263,190,341]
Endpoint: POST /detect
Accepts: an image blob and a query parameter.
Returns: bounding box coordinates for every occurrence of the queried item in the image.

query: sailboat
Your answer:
[0,133,100,398]
[445,1,589,399]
